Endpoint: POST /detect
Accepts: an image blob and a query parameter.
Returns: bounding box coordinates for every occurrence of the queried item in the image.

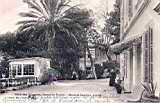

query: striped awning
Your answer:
[111,34,143,54]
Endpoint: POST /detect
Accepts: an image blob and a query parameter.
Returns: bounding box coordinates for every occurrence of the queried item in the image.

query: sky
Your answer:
[0,0,115,34]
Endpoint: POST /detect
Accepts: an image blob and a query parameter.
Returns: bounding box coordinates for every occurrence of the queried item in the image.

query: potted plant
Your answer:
[142,82,160,102]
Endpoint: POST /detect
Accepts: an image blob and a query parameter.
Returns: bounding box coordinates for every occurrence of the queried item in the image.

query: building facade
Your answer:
[79,43,108,71]
[9,57,50,81]
[112,0,160,96]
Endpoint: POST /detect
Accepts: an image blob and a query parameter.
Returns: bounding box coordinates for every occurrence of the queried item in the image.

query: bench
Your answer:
[126,84,145,102]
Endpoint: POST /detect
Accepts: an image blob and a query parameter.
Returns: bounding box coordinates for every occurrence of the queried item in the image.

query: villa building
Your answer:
[112,0,160,96]
[79,43,108,71]
[9,57,50,81]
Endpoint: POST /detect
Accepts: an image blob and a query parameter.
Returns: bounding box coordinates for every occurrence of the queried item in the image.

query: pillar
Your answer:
[132,44,138,86]
[21,64,24,76]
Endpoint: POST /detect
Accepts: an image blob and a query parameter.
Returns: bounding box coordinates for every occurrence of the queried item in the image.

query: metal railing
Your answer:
[0,77,40,90]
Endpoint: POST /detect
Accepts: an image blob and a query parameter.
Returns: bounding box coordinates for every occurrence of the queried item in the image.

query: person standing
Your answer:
[109,69,116,86]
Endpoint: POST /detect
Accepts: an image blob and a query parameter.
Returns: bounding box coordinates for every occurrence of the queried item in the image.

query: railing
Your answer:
[0,77,40,91]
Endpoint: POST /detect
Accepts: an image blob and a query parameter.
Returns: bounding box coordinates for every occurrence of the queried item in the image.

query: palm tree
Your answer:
[17,0,86,64]
[17,0,96,79]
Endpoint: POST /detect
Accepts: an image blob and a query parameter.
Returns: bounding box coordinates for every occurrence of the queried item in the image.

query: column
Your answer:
[9,64,12,78]
[141,39,144,83]
[132,44,138,86]
[126,50,131,91]
[21,64,24,76]
[128,48,133,91]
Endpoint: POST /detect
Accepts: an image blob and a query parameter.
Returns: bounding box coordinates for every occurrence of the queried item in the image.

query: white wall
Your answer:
[122,0,160,96]
[9,58,51,80]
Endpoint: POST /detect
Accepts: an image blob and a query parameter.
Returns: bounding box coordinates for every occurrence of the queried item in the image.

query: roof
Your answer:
[9,57,51,62]
[111,34,143,54]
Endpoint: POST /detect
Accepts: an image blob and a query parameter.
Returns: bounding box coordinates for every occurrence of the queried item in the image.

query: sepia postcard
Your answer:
[0,0,160,103]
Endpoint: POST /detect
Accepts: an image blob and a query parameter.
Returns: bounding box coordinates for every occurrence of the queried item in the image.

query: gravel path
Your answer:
[0,79,123,103]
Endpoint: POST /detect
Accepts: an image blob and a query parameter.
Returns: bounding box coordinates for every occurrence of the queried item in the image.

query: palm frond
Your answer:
[48,0,58,15]
[18,23,35,32]
[55,0,71,14]
[16,20,37,25]
[142,82,157,98]
[24,0,45,16]
[19,12,39,18]
[66,30,78,45]
[29,10,43,17]
[40,0,50,16]
[61,4,81,16]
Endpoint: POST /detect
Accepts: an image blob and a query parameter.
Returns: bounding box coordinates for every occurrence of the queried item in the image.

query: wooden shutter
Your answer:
[144,27,153,83]
[149,27,153,82]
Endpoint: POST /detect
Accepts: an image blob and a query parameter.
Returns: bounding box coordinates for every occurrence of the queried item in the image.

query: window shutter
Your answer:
[149,27,153,82]
[144,30,149,82]
[144,27,153,83]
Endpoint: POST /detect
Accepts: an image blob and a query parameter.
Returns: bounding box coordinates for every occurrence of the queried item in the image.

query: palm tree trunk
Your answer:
[47,25,55,66]
[105,46,112,61]
[86,44,97,79]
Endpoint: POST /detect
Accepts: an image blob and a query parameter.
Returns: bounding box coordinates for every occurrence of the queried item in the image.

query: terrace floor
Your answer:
[0,79,124,103]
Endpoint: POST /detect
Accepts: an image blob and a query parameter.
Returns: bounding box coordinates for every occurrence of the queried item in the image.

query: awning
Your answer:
[111,34,143,54]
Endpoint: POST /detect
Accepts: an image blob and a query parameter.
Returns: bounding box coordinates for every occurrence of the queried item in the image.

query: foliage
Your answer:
[0,32,17,56]
[0,51,12,78]
[103,60,120,73]
[16,0,94,79]
[17,0,93,65]
[142,82,158,99]
[40,70,50,84]
[0,0,120,80]
[94,64,104,79]
[77,69,87,80]
[104,0,120,44]
[86,0,120,62]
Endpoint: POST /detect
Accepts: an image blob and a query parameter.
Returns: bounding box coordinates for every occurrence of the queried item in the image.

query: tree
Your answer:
[87,0,120,62]
[16,0,94,79]
[102,0,120,60]
[17,0,85,66]
[76,27,97,79]
[104,0,120,44]
[0,51,12,78]
[77,0,120,79]
[53,9,94,79]
[0,32,17,56]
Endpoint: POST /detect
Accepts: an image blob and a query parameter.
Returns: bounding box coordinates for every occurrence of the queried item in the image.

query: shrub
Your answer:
[142,82,158,99]
[94,64,104,79]
[40,70,49,84]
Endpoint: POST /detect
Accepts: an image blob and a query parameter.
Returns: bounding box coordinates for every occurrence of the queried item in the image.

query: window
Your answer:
[12,64,22,75]
[12,64,17,71]
[17,65,22,75]
[12,64,17,77]
[23,64,34,75]
[144,27,153,83]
